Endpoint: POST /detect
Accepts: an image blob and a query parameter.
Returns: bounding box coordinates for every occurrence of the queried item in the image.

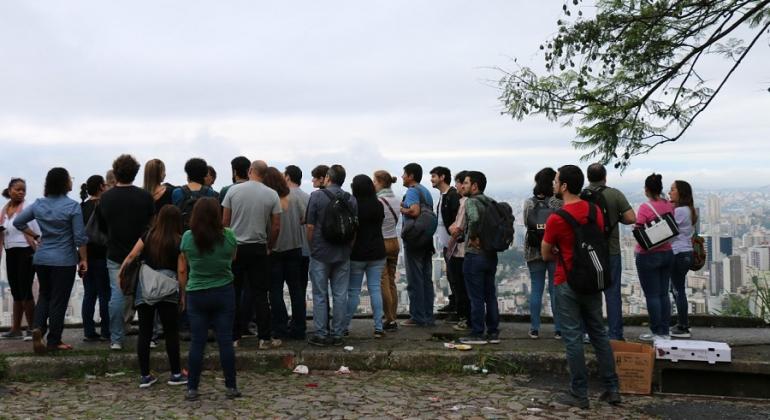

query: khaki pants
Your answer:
[380,238,401,323]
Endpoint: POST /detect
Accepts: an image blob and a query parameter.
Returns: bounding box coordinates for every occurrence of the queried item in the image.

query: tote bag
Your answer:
[632,202,679,250]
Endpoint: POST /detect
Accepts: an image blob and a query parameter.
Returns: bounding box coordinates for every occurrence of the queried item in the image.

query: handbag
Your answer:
[119,258,141,296]
[85,204,109,247]
[139,263,179,305]
[632,202,679,250]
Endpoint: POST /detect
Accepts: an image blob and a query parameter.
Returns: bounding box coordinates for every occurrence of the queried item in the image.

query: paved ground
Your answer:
[2,370,769,419]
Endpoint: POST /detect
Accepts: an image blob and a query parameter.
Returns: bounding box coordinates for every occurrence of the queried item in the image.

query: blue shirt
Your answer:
[14,196,87,266]
[306,184,358,263]
[402,184,434,214]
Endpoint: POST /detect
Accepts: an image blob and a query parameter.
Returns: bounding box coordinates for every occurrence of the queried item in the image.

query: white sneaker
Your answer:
[149,340,158,349]
[110,343,123,351]
[653,335,670,341]
[23,330,33,342]
[638,333,655,342]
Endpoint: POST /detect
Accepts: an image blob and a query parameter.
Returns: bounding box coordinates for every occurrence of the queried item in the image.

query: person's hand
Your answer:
[179,292,186,312]
[78,260,88,278]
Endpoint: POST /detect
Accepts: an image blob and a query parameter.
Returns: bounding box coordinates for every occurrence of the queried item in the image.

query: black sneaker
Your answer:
[528,329,539,339]
[459,335,487,345]
[554,392,589,409]
[599,390,622,406]
[486,333,501,344]
[225,387,242,399]
[437,303,455,313]
[185,389,200,401]
[554,331,562,340]
[307,335,328,347]
[330,336,344,346]
[374,330,384,339]
[670,326,691,338]
[1,330,23,340]
[383,322,398,332]
[82,335,102,343]
[342,330,350,337]
[139,375,158,389]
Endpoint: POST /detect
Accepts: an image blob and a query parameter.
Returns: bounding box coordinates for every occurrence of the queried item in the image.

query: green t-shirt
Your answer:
[180,228,237,292]
[587,183,632,256]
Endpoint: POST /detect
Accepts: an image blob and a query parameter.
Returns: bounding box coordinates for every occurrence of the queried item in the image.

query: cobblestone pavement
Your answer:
[2,371,769,419]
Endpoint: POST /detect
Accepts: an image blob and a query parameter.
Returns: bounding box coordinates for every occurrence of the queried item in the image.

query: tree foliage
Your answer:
[499,0,770,169]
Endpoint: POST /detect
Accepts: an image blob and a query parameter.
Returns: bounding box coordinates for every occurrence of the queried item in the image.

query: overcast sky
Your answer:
[1,1,768,199]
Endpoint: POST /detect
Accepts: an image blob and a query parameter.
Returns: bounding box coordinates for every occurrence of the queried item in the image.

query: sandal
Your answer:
[49,343,74,351]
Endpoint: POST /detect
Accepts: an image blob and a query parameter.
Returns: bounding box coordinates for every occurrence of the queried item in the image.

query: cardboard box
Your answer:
[654,339,732,364]
[611,340,655,395]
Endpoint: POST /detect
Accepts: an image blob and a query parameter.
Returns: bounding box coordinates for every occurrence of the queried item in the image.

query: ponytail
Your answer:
[80,183,89,203]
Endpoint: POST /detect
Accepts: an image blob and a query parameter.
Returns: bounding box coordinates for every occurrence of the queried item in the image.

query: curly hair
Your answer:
[112,154,141,184]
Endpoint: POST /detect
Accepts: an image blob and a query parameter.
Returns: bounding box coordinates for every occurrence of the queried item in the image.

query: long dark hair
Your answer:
[190,197,224,254]
[263,167,290,198]
[44,168,70,197]
[674,180,698,225]
[351,174,376,199]
[80,175,105,203]
[645,173,664,199]
[146,205,183,268]
[533,167,556,197]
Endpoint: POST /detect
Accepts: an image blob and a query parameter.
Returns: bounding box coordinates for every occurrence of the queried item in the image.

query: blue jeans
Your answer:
[636,251,674,335]
[309,258,350,338]
[34,265,76,347]
[187,284,236,391]
[82,258,111,339]
[107,259,125,345]
[670,252,692,329]
[527,259,559,333]
[346,259,386,332]
[463,252,499,336]
[603,254,624,340]
[404,246,434,325]
[556,282,619,399]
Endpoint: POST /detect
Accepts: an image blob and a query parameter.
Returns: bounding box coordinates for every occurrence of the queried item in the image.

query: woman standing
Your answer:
[669,180,696,339]
[80,175,111,342]
[373,170,401,332]
[179,197,239,401]
[143,159,174,214]
[635,173,675,341]
[263,167,304,341]
[346,175,386,337]
[14,168,88,353]
[0,178,40,340]
[121,205,186,388]
[523,168,562,339]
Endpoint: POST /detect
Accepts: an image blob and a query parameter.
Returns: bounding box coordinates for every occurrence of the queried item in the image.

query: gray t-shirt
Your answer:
[290,187,311,256]
[274,190,307,252]
[306,184,358,263]
[586,182,632,256]
[222,180,281,245]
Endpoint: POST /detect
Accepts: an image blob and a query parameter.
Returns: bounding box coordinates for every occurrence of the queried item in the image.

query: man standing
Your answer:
[219,156,251,204]
[584,163,635,341]
[283,164,310,339]
[447,171,470,331]
[400,163,435,327]
[542,165,620,409]
[458,171,500,345]
[310,165,329,190]
[306,164,357,346]
[99,154,155,351]
[430,167,461,317]
[222,160,282,349]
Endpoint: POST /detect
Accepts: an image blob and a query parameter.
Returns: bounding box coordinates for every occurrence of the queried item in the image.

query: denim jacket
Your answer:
[14,196,87,266]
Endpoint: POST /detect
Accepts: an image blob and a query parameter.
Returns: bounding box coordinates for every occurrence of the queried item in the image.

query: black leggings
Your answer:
[6,247,35,301]
[137,302,181,377]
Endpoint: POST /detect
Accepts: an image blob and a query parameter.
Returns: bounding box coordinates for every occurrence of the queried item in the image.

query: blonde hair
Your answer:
[143,159,166,193]
[373,170,397,188]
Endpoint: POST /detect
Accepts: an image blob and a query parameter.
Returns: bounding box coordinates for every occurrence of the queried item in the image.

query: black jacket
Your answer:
[438,187,461,235]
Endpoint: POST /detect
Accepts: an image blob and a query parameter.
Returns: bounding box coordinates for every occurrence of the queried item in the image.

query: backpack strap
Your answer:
[555,208,580,230]
[380,197,398,222]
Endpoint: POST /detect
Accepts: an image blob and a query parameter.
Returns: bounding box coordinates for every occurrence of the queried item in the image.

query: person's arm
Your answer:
[223,207,232,227]
[400,188,421,218]
[72,204,89,275]
[177,252,188,312]
[306,224,315,244]
[269,213,281,250]
[541,240,556,262]
[541,215,559,262]
[13,204,36,237]
[621,208,636,225]
[121,238,145,272]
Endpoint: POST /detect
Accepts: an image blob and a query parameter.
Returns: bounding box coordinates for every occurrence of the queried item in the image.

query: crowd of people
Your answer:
[0,155,698,407]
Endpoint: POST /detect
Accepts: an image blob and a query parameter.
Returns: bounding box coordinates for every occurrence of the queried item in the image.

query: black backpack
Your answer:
[478,196,515,253]
[555,203,611,294]
[525,197,553,249]
[400,187,438,250]
[179,186,211,230]
[320,189,358,245]
[579,186,615,238]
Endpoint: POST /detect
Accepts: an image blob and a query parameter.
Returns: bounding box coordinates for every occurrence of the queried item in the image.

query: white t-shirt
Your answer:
[2,211,40,249]
[435,193,451,250]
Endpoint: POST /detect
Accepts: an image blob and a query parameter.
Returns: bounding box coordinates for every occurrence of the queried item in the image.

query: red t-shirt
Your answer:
[542,200,605,286]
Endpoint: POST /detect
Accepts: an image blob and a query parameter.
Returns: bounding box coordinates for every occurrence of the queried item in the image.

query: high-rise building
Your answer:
[709,261,724,296]
[727,255,743,292]
[707,194,721,226]
[748,245,770,270]
[719,236,733,257]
